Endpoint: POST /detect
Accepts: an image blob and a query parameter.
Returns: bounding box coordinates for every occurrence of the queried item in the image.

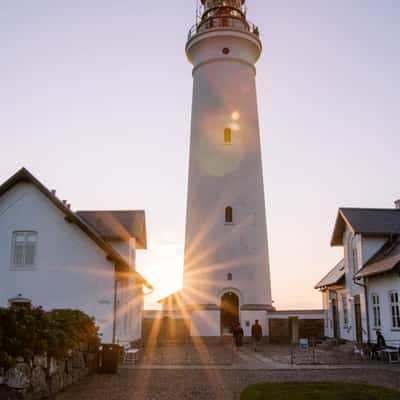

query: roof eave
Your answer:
[0,168,153,289]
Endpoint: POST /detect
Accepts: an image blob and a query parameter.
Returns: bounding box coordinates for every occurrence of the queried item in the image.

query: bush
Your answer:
[0,306,100,368]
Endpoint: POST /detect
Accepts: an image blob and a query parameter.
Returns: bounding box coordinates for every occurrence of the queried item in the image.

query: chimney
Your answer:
[62,200,67,206]
[67,203,71,209]
[395,200,400,209]
[51,189,56,196]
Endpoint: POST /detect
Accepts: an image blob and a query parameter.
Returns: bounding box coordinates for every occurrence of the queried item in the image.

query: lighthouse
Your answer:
[161,0,274,338]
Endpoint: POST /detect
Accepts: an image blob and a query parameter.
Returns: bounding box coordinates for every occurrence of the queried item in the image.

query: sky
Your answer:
[1,1,399,310]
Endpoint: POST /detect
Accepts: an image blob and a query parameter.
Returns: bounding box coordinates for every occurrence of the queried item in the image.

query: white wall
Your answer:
[268,310,324,320]
[115,278,143,345]
[320,226,397,344]
[368,272,400,345]
[182,28,272,310]
[108,238,136,269]
[0,183,142,343]
[190,310,220,336]
[241,311,267,337]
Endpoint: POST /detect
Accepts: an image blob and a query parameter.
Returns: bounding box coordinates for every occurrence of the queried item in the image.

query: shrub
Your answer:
[0,306,100,368]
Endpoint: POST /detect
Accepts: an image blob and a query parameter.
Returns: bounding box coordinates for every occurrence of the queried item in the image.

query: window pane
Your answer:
[13,244,24,265]
[225,207,233,223]
[25,244,35,265]
[26,233,37,243]
[224,128,232,144]
[15,234,25,242]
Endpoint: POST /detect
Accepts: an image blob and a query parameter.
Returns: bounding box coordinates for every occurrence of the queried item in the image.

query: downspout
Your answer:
[353,277,371,343]
[112,276,118,344]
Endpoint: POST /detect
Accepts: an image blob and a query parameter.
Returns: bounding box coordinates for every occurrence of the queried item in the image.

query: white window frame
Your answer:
[389,291,400,329]
[10,231,38,269]
[371,293,381,329]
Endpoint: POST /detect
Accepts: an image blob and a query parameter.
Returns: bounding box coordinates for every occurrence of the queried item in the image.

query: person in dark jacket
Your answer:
[251,320,263,352]
[376,330,386,348]
[233,322,244,350]
[371,330,387,359]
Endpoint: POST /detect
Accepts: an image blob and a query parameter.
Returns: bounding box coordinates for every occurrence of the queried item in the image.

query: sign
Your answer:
[299,338,309,351]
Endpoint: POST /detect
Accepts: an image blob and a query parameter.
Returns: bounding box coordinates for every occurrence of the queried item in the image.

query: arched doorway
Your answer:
[220,292,239,335]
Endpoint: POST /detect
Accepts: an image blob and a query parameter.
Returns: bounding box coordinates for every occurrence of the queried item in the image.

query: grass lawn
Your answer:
[240,383,400,400]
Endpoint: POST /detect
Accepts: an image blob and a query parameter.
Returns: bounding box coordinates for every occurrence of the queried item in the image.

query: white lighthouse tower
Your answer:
[162,0,273,338]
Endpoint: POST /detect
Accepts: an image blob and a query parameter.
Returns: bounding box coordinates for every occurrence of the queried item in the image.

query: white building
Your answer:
[0,167,153,345]
[160,0,274,339]
[316,205,400,346]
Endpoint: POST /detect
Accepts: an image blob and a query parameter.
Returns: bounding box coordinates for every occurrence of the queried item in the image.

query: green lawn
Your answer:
[240,383,400,400]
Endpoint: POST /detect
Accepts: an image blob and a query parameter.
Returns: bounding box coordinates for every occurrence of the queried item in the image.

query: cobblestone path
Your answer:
[56,344,400,399]
[56,367,400,400]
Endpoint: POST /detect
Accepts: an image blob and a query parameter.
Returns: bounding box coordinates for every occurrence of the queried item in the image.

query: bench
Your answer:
[381,347,400,364]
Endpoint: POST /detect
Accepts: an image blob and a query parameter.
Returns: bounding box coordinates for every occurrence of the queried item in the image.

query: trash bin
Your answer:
[101,344,120,373]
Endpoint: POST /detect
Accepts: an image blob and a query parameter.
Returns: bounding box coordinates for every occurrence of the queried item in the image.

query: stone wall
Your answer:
[0,348,98,399]
[269,318,324,344]
[299,319,324,340]
[269,319,290,344]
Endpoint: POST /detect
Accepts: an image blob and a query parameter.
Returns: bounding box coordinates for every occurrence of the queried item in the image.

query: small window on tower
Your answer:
[225,207,233,223]
[227,273,233,281]
[224,128,232,145]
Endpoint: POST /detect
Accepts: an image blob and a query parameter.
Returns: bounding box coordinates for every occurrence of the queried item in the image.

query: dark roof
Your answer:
[315,259,345,289]
[77,211,147,249]
[0,168,152,290]
[331,208,400,246]
[355,238,400,279]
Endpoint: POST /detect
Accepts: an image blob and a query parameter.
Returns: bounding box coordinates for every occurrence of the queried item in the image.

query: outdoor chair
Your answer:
[122,344,141,365]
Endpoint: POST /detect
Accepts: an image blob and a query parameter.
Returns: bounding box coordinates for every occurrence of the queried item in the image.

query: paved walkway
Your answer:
[56,344,400,400]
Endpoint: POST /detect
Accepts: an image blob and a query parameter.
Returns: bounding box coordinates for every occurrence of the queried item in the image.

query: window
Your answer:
[389,291,400,329]
[225,206,233,223]
[224,128,232,145]
[11,231,38,267]
[227,273,233,281]
[371,294,381,328]
[342,295,349,328]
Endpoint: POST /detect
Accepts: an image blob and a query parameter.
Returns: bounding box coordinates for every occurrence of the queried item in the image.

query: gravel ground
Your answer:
[56,368,400,400]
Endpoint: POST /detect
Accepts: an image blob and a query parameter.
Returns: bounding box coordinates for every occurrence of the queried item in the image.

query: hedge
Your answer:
[0,306,100,370]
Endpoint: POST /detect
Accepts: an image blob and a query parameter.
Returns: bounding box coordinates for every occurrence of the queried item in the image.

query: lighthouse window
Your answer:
[225,207,233,223]
[224,128,232,144]
[222,47,230,55]
[227,273,233,281]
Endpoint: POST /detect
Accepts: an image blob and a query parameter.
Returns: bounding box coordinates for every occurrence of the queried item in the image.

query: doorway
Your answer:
[289,317,299,344]
[331,298,339,338]
[220,292,239,335]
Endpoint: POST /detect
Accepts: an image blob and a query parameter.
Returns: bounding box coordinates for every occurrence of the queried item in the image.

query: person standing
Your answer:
[233,322,244,350]
[251,320,263,352]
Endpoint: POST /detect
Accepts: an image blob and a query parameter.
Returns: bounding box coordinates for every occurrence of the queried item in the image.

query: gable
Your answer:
[0,168,152,290]
[331,208,400,246]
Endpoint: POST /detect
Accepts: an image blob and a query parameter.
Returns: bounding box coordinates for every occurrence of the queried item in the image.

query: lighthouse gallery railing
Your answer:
[187,16,260,41]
